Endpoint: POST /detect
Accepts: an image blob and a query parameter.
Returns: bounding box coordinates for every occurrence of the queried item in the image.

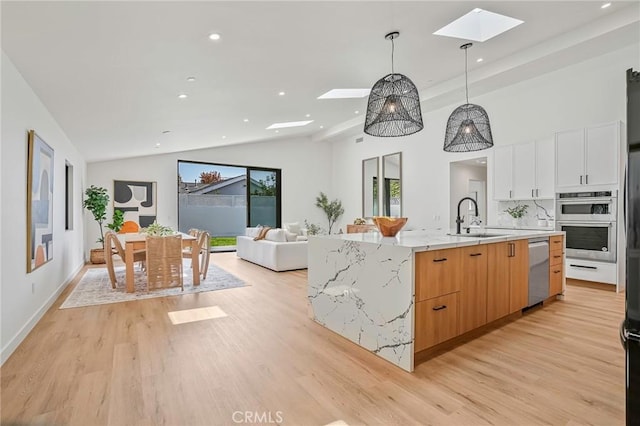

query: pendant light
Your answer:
[443,43,494,152]
[364,32,423,137]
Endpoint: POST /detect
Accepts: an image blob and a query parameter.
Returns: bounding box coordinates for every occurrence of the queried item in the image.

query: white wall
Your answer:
[330,44,639,233]
[1,52,86,364]
[86,136,333,249]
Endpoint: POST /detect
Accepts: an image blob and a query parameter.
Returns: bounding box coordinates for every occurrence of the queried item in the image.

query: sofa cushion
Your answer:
[265,228,286,242]
[296,235,308,242]
[284,222,301,235]
[284,231,297,242]
[246,227,261,238]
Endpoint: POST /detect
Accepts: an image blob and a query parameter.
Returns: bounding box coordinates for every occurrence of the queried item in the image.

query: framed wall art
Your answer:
[27,130,54,272]
[113,180,157,227]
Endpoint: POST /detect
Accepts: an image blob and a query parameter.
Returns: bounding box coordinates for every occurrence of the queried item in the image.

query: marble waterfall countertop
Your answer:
[310,228,564,252]
[307,228,564,372]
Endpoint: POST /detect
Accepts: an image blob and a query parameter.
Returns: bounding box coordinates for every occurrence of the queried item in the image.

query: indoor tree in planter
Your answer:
[83,185,109,263]
[315,192,344,235]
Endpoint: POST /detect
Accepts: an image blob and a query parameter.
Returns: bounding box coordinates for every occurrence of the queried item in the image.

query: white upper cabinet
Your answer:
[513,141,536,199]
[535,136,556,199]
[555,122,619,190]
[493,146,513,200]
[556,129,585,188]
[585,123,618,186]
[493,137,555,200]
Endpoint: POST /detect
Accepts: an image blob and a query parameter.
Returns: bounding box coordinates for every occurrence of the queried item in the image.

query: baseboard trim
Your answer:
[1,263,85,366]
[566,278,616,292]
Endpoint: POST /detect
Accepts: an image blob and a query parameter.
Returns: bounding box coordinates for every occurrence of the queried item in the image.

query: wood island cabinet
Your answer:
[415,248,462,302]
[549,235,564,296]
[460,245,488,334]
[509,240,530,313]
[486,242,511,322]
[414,293,459,352]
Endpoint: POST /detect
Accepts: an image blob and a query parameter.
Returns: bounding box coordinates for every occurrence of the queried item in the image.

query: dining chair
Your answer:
[146,235,183,291]
[104,230,146,288]
[182,230,210,279]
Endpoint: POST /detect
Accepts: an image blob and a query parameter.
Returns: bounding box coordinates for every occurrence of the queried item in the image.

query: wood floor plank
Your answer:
[0,253,626,425]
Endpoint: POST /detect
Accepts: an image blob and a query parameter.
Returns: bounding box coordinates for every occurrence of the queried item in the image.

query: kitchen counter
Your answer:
[311,228,563,251]
[307,229,565,372]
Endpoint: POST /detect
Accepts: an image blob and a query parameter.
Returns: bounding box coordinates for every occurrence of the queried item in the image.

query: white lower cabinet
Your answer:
[565,258,617,285]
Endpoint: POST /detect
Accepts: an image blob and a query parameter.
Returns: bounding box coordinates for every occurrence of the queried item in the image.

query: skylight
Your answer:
[317,89,371,99]
[433,8,524,42]
[266,120,314,130]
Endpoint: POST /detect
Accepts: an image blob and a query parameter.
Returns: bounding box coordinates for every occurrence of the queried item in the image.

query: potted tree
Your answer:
[83,185,109,264]
[315,192,344,235]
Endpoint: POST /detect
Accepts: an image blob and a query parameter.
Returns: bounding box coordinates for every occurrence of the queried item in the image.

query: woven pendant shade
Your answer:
[364,73,424,137]
[443,43,493,152]
[443,104,493,152]
[364,32,424,138]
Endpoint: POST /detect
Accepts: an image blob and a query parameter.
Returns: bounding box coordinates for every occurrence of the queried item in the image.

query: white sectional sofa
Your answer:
[236,227,308,271]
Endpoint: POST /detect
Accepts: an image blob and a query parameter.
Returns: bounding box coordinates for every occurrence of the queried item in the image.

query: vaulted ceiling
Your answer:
[2,1,638,162]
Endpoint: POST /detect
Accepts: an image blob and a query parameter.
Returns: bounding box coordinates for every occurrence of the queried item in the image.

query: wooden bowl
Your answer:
[372,217,407,237]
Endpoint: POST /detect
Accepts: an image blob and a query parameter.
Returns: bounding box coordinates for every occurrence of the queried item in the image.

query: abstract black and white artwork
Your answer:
[113,180,157,227]
[27,130,54,273]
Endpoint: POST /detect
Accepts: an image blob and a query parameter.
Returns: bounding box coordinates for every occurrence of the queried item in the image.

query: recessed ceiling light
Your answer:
[320,125,324,129]
[187,77,196,82]
[209,33,221,41]
[243,118,249,122]
[305,113,311,118]
[433,8,524,42]
[155,143,161,148]
[278,91,286,96]
[178,94,188,99]
[275,130,280,133]
[477,58,484,63]
[222,135,227,139]
[317,88,371,99]
[266,120,314,130]
[354,110,359,114]
[601,2,611,8]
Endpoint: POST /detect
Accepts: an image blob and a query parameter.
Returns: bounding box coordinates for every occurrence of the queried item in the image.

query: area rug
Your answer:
[60,261,247,309]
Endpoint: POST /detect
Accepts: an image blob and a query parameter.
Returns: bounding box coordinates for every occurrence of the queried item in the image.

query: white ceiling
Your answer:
[2,1,638,163]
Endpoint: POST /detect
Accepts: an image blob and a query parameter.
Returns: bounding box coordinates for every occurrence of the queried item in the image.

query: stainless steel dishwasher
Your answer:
[528,237,550,307]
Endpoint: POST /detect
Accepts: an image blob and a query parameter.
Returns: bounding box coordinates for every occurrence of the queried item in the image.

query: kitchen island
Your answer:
[307,229,565,372]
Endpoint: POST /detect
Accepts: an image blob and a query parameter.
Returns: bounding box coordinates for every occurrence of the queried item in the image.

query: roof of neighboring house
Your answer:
[187,175,260,195]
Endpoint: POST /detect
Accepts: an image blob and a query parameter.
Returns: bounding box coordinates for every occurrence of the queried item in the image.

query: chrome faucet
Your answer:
[456,197,479,234]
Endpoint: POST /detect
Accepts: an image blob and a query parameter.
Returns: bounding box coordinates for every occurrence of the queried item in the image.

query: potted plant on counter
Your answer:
[315,192,344,235]
[505,203,529,228]
[83,185,109,264]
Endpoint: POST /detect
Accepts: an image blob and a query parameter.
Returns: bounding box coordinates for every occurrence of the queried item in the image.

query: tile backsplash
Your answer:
[496,199,555,228]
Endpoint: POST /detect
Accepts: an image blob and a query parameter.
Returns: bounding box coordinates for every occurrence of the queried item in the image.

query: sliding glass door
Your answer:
[177,161,281,251]
[247,167,281,228]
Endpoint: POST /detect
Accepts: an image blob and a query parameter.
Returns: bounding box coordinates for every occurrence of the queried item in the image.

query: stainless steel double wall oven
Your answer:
[556,191,617,262]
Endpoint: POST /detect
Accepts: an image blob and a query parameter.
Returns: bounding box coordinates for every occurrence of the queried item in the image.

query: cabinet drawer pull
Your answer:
[433,258,448,263]
[586,174,589,184]
[553,240,562,244]
[553,270,562,274]
[553,255,562,259]
[570,264,597,270]
[432,305,447,311]
[470,253,482,257]
[532,189,535,197]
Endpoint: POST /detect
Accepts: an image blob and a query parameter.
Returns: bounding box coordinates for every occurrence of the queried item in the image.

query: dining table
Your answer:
[118,232,200,293]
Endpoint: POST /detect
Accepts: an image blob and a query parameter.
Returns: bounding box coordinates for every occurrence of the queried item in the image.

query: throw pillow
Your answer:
[284,231,297,242]
[265,229,287,242]
[296,235,308,242]
[284,222,301,235]
[246,226,262,238]
[253,226,271,241]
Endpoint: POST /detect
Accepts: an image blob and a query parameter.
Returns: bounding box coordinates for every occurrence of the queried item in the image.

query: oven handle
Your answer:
[556,221,613,227]
[557,198,614,205]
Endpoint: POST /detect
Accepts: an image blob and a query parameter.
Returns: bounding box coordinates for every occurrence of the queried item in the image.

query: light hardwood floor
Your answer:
[1,253,626,425]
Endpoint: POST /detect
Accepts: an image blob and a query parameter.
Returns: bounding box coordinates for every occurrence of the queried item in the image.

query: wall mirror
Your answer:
[382,152,402,217]
[362,157,379,218]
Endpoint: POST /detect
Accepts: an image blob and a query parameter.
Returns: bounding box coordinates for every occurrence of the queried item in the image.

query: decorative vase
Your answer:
[90,248,106,264]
